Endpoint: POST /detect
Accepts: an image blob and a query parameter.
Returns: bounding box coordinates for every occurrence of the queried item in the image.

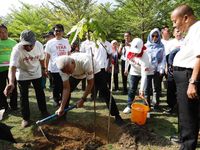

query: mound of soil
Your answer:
[13,117,178,150]
[31,122,106,150]
[118,124,173,150]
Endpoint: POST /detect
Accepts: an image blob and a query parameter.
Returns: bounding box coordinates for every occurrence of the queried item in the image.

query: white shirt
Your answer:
[127,52,154,76]
[121,45,131,61]
[10,41,44,80]
[60,53,100,81]
[161,38,172,56]
[126,51,154,91]
[45,38,71,73]
[95,41,112,69]
[173,21,200,68]
[168,38,184,54]
[79,39,96,55]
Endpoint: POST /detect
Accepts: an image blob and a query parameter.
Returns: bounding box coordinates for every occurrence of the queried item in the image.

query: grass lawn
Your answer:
[1,76,198,150]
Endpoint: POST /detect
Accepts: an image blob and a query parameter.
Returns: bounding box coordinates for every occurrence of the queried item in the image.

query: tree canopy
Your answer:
[1,0,200,43]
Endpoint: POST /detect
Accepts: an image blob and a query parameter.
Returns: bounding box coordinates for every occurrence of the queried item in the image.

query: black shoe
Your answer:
[170,135,181,144]
[163,108,174,115]
[10,107,18,111]
[152,105,160,111]
[57,114,67,121]
[122,91,128,95]
[41,111,50,118]
[114,115,125,126]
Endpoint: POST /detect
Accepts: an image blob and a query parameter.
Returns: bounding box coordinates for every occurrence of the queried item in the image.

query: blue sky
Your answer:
[0,0,116,17]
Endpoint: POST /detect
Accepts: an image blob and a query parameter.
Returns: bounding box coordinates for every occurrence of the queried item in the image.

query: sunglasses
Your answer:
[152,35,158,38]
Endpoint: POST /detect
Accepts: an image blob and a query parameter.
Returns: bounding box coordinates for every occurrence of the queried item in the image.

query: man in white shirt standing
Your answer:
[55,53,124,126]
[80,32,112,99]
[4,30,48,128]
[45,24,71,106]
[164,28,184,114]
[171,5,200,149]
[161,25,171,56]
[118,32,132,95]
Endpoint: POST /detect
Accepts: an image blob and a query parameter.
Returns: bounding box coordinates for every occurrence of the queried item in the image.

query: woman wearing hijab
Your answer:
[145,28,166,110]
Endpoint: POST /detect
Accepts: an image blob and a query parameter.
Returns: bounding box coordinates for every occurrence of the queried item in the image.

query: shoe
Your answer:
[123,106,131,114]
[10,107,18,111]
[21,120,29,128]
[114,115,125,126]
[170,135,181,144]
[41,111,50,118]
[57,113,67,121]
[152,105,160,111]
[163,108,173,115]
[122,91,128,95]
[0,109,5,120]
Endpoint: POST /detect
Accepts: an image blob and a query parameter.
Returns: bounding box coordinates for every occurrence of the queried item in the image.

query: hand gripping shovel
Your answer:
[36,105,77,125]
[36,105,77,141]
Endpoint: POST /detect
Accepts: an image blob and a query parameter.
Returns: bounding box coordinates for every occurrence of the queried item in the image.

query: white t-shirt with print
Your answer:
[45,38,71,73]
[10,41,44,80]
[128,51,154,91]
[173,21,200,68]
[127,52,154,76]
[59,53,101,81]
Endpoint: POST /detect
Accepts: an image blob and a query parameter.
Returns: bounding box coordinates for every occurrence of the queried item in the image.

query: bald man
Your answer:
[171,5,200,149]
[55,53,124,126]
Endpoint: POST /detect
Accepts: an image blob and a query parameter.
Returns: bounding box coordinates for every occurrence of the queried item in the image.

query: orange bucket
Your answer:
[131,97,150,125]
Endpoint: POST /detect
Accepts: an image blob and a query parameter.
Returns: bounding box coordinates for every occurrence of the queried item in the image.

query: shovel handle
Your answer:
[36,105,76,125]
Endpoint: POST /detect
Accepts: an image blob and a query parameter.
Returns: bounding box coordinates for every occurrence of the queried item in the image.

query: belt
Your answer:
[173,66,193,71]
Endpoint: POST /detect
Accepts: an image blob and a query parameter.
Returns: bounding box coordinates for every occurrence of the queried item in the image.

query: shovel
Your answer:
[36,105,77,142]
[36,105,77,126]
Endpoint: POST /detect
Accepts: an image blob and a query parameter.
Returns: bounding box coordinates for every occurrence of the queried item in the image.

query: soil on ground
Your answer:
[8,117,179,150]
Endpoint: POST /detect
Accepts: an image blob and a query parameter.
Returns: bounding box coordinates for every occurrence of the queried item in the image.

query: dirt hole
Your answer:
[31,122,106,150]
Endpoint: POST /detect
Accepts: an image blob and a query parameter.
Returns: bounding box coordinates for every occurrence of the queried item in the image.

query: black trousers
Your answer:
[174,68,200,150]
[145,72,161,107]
[51,73,63,104]
[18,77,47,121]
[0,70,18,110]
[167,77,177,109]
[121,60,128,93]
[65,71,120,116]
[107,73,119,91]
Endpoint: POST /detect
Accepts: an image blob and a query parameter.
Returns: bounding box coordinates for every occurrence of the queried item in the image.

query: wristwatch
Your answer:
[189,78,198,84]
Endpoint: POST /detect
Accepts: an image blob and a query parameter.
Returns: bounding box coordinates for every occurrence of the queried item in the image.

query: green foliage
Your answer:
[47,0,97,29]
[68,18,107,45]
[2,0,200,43]
[5,2,53,42]
[114,0,176,41]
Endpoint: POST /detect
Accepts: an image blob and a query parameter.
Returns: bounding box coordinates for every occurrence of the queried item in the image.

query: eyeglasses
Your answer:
[152,35,158,38]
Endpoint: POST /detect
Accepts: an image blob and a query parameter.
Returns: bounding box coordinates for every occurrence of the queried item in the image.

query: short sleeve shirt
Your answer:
[45,38,71,72]
[60,53,101,81]
[173,21,200,68]
[10,41,44,80]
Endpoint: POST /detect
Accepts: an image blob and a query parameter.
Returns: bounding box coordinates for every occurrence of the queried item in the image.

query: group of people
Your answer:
[0,4,199,150]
